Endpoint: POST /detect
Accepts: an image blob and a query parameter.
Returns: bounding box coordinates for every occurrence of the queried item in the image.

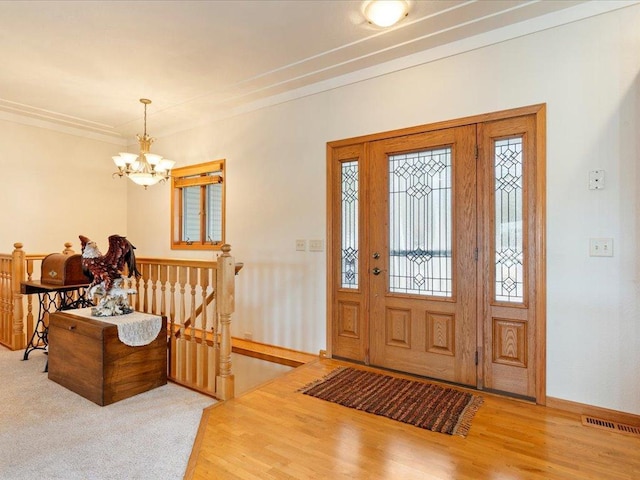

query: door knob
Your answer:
[372,267,381,275]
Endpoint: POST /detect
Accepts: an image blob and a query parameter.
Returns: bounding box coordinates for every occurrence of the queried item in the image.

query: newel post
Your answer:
[11,243,26,350]
[62,242,75,255]
[215,244,235,400]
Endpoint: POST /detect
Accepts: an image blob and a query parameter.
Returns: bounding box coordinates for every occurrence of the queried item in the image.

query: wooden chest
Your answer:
[48,310,167,406]
[41,253,90,286]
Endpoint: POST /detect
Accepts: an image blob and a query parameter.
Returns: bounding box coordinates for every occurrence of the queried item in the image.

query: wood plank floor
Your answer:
[185,359,640,479]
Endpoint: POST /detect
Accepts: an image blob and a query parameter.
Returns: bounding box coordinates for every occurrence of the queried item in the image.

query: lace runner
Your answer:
[71,307,162,346]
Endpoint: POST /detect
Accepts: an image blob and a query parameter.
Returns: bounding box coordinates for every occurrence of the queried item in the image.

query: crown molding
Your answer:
[158,0,639,138]
[2,0,638,142]
[0,101,127,145]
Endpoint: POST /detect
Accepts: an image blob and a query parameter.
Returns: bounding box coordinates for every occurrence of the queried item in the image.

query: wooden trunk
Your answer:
[48,310,168,406]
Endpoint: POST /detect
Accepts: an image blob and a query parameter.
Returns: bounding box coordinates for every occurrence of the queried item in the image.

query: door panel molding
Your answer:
[426,312,456,356]
[492,318,527,367]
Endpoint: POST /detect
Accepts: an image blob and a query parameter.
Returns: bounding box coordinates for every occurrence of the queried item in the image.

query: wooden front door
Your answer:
[327,105,545,401]
[367,126,477,385]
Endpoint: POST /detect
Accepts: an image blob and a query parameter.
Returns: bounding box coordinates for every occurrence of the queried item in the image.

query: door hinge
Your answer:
[475,350,479,366]
[475,144,479,160]
[474,247,478,261]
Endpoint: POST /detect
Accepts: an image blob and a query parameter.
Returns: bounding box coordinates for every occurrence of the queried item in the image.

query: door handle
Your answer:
[372,267,381,275]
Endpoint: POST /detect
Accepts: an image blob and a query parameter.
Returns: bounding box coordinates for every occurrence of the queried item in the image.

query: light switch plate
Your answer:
[295,239,306,251]
[589,238,613,257]
[309,239,324,252]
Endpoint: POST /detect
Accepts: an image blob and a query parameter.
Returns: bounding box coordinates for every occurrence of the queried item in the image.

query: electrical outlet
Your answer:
[295,239,306,251]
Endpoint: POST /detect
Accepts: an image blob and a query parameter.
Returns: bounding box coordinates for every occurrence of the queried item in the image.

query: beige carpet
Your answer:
[0,346,215,480]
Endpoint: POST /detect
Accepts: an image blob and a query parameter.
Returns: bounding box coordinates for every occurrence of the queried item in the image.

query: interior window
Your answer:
[171,159,225,250]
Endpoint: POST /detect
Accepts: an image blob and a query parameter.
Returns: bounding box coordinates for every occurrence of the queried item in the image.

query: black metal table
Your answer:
[21,281,93,371]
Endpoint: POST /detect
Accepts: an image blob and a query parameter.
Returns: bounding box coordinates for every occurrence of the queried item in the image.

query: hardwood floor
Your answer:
[186,359,640,479]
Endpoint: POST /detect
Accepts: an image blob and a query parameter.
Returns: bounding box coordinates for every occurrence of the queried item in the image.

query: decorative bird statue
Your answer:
[79,234,141,316]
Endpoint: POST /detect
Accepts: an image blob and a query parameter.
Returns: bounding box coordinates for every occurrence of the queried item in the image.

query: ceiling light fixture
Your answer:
[363,0,409,28]
[112,98,175,189]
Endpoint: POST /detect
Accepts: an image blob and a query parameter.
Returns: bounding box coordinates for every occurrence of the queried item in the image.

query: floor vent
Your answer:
[581,415,640,437]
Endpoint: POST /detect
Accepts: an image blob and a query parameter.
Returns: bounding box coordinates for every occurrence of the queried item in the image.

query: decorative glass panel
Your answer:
[389,148,452,297]
[341,161,359,289]
[494,137,524,303]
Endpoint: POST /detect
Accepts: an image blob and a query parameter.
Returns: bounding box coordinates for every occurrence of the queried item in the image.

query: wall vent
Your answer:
[581,415,640,438]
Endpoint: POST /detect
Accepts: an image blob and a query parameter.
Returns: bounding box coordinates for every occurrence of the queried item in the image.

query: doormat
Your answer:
[299,367,483,437]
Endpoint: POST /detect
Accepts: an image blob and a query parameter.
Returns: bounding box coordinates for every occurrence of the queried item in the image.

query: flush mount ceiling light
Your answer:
[112,98,175,189]
[363,0,409,28]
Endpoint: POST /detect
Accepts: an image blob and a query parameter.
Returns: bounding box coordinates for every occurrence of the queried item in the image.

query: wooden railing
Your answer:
[0,241,237,400]
[0,243,27,350]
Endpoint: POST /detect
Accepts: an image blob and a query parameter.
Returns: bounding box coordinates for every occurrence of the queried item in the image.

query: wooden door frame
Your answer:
[326,103,546,404]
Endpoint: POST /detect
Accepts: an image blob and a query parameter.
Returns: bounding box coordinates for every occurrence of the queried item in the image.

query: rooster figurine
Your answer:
[79,234,141,317]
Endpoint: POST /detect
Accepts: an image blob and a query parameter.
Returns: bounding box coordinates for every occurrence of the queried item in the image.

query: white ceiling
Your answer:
[0,1,633,144]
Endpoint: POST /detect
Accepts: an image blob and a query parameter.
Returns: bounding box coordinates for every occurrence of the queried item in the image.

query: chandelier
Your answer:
[112,98,175,188]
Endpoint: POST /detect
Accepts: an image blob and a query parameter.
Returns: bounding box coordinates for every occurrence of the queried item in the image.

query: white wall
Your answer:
[0,1,635,420]
[50,5,626,415]
[0,120,127,254]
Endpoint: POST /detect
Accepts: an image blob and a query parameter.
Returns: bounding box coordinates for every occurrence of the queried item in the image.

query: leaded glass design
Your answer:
[389,148,452,296]
[341,161,359,289]
[494,137,524,303]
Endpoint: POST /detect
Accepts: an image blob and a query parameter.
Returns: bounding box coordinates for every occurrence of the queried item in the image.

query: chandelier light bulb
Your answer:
[156,159,175,173]
[144,153,163,166]
[364,0,408,28]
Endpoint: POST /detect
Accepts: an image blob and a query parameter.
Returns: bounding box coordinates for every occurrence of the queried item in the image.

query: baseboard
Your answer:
[547,396,640,426]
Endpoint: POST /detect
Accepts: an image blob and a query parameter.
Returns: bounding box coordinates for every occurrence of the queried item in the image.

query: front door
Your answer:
[368,126,477,385]
[327,105,545,401]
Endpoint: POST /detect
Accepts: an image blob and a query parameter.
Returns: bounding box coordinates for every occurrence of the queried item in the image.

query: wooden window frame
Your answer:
[171,159,225,251]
